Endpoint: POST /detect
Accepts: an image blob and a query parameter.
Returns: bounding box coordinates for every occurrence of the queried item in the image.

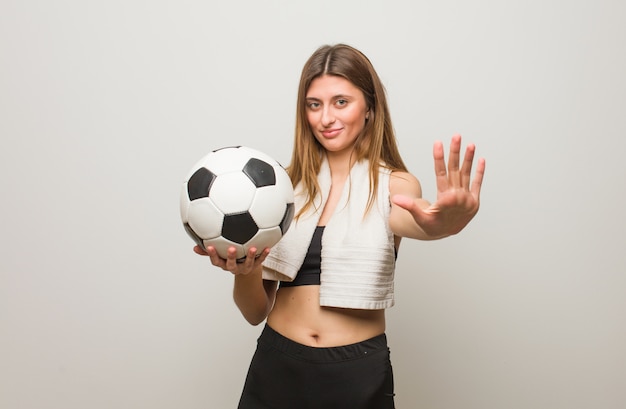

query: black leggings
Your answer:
[238,324,395,409]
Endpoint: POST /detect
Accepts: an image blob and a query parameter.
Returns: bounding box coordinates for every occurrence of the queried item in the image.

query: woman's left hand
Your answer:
[392,134,485,238]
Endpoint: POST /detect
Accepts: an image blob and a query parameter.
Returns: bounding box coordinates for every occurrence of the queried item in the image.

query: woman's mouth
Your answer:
[321,128,343,138]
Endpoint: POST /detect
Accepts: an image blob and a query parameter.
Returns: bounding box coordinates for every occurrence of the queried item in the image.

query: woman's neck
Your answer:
[325,149,357,180]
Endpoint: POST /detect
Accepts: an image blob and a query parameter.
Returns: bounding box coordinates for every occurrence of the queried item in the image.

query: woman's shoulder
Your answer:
[389,170,422,196]
[390,169,419,183]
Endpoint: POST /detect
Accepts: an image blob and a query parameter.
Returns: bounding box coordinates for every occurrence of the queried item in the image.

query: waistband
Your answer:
[258,324,388,363]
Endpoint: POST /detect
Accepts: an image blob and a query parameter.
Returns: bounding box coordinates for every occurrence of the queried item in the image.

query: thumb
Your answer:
[391,194,430,223]
[391,194,416,211]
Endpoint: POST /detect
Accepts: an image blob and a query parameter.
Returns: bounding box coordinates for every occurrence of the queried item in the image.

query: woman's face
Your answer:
[305,75,369,157]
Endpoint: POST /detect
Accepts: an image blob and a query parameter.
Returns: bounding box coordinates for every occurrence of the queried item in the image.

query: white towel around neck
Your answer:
[262,158,396,310]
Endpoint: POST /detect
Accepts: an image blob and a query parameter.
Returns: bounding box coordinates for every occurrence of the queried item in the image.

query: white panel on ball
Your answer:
[205,236,245,260]
[239,146,281,167]
[180,182,192,223]
[249,187,290,228]
[209,172,256,214]
[200,148,250,176]
[274,167,294,202]
[187,198,225,239]
[244,227,283,254]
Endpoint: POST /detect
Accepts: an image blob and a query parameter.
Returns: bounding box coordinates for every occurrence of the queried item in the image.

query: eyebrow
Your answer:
[305,94,353,101]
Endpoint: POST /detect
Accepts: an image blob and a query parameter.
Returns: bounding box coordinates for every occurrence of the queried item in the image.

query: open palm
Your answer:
[394,135,485,237]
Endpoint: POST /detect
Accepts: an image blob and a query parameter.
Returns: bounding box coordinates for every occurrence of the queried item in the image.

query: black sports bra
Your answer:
[280,226,324,287]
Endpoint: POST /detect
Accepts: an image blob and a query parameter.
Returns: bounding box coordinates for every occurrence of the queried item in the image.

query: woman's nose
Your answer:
[321,107,335,127]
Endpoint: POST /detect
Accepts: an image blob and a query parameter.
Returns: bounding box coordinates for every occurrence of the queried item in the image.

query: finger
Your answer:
[225,246,239,272]
[254,247,270,265]
[391,194,435,226]
[447,134,462,187]
[391,194,419,212]
[206,246,227,269]
[460,143,476,189]
[193,245,209,256]
[470,157,486,198]
[432,141,449,193]
[242,247,258,271]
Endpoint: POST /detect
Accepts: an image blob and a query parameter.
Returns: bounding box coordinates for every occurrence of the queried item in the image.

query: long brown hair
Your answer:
[288,44,408,218]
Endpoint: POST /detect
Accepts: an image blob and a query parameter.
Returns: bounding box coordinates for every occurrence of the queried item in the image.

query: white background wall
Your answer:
[1,1,625,408]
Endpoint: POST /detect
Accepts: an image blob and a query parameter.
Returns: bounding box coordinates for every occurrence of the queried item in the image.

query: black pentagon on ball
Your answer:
[243,158,276,188]
[280,203,295,234]
[187,167,217,201]
[222,211,259,244]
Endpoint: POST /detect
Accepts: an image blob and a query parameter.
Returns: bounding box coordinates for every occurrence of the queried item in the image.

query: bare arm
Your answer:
[389,135,485,240]
[389,171,442,240]
[233,269,277,326]
[195,245,277,325]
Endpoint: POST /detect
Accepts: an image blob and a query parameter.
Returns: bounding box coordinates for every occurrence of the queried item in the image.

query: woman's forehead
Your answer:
[306,75,361,98]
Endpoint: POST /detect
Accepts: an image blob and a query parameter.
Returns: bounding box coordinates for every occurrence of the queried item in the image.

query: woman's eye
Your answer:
[336,99,348,107]
[307,102,320,109]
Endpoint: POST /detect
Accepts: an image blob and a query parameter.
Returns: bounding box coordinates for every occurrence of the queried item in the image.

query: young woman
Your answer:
[195,44,485,409]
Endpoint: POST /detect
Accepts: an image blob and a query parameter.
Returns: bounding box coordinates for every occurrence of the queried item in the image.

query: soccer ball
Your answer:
[180,146,295,261]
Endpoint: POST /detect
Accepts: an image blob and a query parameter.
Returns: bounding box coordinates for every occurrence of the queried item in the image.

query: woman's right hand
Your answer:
[194,245,269,276]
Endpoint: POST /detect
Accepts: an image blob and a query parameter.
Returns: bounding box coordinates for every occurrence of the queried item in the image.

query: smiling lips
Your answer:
[321,128,343,138]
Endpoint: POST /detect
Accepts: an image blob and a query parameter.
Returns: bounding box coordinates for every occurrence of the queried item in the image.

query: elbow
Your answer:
[233,277,276,326]
[236,300,271,326]
[241,309,270,326]
[245,316,266,326]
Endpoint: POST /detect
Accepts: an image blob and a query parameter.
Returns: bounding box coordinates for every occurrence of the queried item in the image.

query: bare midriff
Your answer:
[267,285,386,348]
